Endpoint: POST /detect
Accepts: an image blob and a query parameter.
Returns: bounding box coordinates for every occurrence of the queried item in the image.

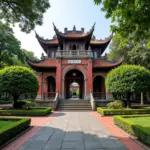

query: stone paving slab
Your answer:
[19,112,127,150]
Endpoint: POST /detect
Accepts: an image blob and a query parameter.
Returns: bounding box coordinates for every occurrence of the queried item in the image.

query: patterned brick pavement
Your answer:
[1,111,146,150]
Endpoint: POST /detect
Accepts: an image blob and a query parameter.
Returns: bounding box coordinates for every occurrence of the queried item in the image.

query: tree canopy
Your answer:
[0,21,39,68]
[108,34,150,69]
[0,21,23,68]
[0,66,39,108]
[23,49,39,61]
[106,65,150,107]
[0,0,50,33]
[94,0,150,42]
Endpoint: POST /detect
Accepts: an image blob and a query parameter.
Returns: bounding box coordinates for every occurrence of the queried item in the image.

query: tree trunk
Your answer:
[133,93,136,101]
[146,92,150,101]
[13,95,19,108]
[140,93,144,105]
[126,93,131,108]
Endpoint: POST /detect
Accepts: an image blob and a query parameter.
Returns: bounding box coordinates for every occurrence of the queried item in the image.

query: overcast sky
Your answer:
[13,0,111,58]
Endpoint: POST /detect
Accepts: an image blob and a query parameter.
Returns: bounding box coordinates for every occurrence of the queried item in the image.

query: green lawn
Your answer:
[126,117,150,127]
[0,118,31,146]
[0,120,14,128]
[114,115,150,146]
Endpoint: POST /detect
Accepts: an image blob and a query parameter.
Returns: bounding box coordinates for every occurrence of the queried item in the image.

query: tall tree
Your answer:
[22,49,39,61]
[108,34,150,69]
[0,0,50,33]
[94,0,150,43]
[0,22,23,68]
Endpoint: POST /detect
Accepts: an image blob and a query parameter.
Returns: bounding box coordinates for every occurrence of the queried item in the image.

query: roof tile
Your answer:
[28,59,57,68]
[93,59,122,68]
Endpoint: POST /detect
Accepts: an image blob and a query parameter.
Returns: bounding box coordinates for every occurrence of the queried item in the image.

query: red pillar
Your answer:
[37,73,43,99]
[56,59,62,94]
[87,59,93,94]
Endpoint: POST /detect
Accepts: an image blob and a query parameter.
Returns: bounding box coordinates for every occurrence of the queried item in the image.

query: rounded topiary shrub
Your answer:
[0,66,39,108]
[107,100,124,109]
[106,65,150,108]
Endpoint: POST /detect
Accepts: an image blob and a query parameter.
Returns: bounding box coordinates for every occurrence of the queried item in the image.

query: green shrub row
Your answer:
[0,108,52,116]
[0,118,31,146]
[97,107,150,116]
[114,115,150,146]
[0,101,13,104]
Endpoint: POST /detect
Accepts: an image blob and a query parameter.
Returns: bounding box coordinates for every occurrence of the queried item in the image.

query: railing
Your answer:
[90,89,96,110]
[93,92,114,101]
[53,89,59,110]
[93,92,106,99]
[56,50,93,58]
[60,50,88,56]
[43,92,56,100]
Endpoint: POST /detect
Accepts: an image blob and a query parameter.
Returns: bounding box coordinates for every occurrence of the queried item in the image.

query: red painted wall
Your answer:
[37,73,43,96]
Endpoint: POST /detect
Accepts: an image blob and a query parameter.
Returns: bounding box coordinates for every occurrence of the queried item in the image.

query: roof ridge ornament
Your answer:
[73,25,76,32]
[91,22,96,30]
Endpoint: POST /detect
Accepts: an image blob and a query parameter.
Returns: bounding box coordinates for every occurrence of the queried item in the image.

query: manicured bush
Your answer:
[0,108,52,116]
[107,100,124,109]
[106,65,150,108]
[15,100,35,109]
[0,101,13,104]
[14,101,26,108]
[97,107,150,116]
[114,115,150,146]
[0,66,39,108]
[0,118,31,146]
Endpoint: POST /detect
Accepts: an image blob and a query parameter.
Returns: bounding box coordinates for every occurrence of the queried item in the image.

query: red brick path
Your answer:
[92,112,145,150]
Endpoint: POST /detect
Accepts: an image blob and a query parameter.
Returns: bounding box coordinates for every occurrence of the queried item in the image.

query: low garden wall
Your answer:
[114,115,150,146]
[0,118,31,147]
[97,107,150,116]
[0,108,52,116]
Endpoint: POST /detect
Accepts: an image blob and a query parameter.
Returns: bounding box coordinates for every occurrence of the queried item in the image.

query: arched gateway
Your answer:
[62,69,86,99]
[27,23,122,103]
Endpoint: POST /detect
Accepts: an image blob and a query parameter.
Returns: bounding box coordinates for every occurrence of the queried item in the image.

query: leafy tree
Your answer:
[108,34,150,69]
[106,65,150,108]
[0,22,23,68]
[22,49,39,61]
[94,0,150,42]
[0,66,39,108]
[0,0,50,33]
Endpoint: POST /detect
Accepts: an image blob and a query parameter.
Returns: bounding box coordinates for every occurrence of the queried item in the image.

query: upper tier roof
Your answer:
[27,58,123,72]
[36,34,112,45]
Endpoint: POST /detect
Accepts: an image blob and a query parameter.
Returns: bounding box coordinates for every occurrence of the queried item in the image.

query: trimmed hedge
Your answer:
[97,107,150,116]
[0,101,13,104]
[0,118,31,146]
[0,108,52,116]
[114,115,150,146]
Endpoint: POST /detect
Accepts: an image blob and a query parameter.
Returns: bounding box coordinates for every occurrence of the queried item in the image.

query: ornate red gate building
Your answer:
[28,23,122,101]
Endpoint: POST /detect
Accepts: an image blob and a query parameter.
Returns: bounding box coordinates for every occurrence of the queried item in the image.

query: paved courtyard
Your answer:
[19,112,127,150]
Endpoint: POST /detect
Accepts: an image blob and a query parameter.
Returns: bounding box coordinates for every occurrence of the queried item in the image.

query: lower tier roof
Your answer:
[27,58,122,72]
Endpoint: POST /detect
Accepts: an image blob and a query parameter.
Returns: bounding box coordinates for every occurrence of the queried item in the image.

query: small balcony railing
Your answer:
[56,50,93,58]
[93,92,106,99]
[43,92,56,99]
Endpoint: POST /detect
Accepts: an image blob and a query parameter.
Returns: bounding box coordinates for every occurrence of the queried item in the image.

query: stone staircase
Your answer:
[57,100,92,111]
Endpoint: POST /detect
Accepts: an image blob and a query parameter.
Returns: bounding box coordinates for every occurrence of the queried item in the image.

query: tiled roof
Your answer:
[93,59,122,68]
[38,37,111,45]
[64,33,88,38]
[28,59,57,68]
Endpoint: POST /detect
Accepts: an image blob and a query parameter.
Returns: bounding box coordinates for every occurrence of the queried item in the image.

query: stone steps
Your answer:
[57,100,92,111]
